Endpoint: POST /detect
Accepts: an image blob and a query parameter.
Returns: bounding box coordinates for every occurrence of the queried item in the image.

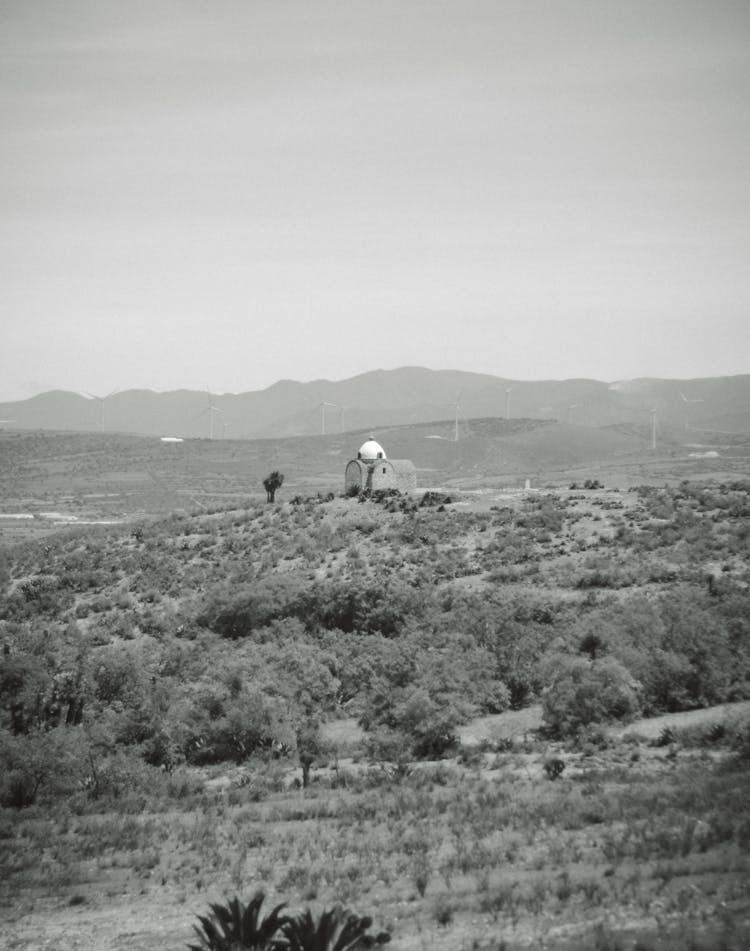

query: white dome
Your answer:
[358,438,386,460]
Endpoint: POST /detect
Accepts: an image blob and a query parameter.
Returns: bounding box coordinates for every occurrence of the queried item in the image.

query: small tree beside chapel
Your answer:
[262,471,284,503]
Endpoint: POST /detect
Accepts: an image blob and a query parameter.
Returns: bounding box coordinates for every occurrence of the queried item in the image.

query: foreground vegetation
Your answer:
[1,477,750,947]
[3,729,750,949]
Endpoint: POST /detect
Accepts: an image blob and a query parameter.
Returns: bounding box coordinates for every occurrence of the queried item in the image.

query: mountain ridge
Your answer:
[1,367,748,440]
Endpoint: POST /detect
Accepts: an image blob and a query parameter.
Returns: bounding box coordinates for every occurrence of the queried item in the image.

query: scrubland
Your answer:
[2,474,750,948]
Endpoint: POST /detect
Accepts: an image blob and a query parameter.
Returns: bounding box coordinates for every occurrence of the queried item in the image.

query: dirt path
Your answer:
[6,893,192,951]
[456,699,750,746]
[610,699,750,739]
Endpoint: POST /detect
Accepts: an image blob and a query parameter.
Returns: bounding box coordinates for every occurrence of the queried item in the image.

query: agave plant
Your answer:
[281,906,389,951]
[188,891,288,950]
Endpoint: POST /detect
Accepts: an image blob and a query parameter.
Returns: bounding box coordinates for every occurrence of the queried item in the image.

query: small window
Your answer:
[383,467,386,474]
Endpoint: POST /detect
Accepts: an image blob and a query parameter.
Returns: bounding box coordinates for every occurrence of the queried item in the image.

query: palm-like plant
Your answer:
[281,906,388,951]
[188,891,288,950]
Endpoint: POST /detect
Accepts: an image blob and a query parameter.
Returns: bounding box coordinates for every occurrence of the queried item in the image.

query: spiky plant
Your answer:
[188,891,288,950]
[281,906,389,951]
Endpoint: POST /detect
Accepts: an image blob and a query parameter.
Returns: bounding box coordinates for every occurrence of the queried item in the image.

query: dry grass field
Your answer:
[4,712,750,950]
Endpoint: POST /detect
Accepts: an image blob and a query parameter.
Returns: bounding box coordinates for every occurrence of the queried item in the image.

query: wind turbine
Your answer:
[330,402,345,433]
[85,388,120,431]
[679,391,704,430]
[199,391,223,439]
[316,401,344,435]
[450,389,469,442]
[505,386,513,420]
[650,408,657,451]
[567,404,578,424]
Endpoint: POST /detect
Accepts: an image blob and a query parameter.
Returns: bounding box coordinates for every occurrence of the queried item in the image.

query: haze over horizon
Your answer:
[2,1,749,403]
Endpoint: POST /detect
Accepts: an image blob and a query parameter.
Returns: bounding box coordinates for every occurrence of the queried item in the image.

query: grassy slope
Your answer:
[2,452,750,948]
[4,741,750,950]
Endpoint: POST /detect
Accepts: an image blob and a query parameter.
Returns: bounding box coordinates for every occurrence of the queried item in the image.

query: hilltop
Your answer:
[2,412,748,548]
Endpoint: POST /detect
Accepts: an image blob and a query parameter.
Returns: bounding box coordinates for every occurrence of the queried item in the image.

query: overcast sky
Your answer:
[1,0,749,400]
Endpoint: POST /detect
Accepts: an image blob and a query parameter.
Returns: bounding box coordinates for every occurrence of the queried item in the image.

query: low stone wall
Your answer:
[345,458,417,494]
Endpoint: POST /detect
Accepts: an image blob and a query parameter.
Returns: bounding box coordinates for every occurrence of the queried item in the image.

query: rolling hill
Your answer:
[0,367,749,440]
[3,406,747,548]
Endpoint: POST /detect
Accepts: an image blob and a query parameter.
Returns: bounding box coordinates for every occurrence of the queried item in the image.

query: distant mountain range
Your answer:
[0,367,748,440]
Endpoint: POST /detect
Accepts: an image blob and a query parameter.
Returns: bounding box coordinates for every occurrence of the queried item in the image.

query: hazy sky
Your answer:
[2,0,749,400]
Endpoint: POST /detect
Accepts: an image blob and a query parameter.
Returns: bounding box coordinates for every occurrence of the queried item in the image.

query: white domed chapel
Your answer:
[345,436,416,495]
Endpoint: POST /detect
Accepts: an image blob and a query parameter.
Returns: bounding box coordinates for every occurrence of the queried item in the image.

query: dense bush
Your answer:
[0,576,75,620]
[570,588,750,715]
[199,576,426,640]
[0,637,88,733]
[197,575,306,638]
[0,726,85,807]
[364,687,462,758]
[444,590,562,708]
[541,656,641,738]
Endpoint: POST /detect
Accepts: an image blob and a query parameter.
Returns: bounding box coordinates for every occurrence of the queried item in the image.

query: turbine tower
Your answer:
[199,391,223,439]
[505,386,513,420]
[450,389,470,442]
[650,408,657,451]
[453,389,462,442]
[679,391,704,430]
[319,401,341,435]
[85,387,119,431]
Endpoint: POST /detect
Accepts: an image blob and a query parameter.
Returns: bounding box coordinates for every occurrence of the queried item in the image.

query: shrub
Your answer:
[365,727,414,780]
[730,717,750,763]
[180,688,285,766]
[541,656,641,739]
[188,891,287,950]
[0,725,86,807]
[198,576,305,639]
[543,757,566,780]
[0,653,51,733]
[362,687,461,759]
[92,647,142,704]
[200,577,424,640]
[282,905,389,951]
